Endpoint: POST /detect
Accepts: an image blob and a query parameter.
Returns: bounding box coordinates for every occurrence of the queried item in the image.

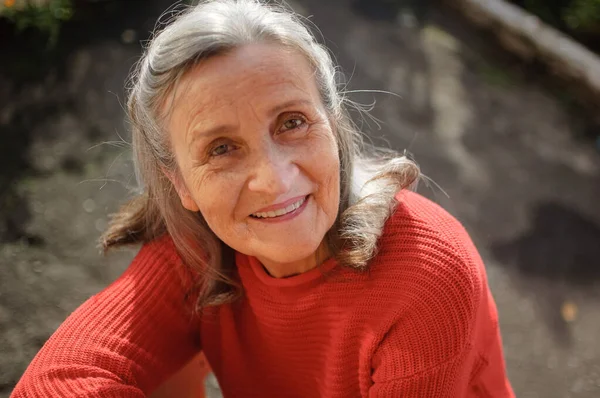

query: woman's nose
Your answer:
[247,146,298,195]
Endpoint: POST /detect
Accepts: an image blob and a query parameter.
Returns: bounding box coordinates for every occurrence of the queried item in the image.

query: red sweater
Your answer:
[12,191,514,397]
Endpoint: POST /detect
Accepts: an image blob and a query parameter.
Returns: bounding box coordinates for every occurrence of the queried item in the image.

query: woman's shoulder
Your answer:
[390,190,467,234]
[119,234,195,292]
[372,189,485,303]
[142,233,179,256]
[380,190,479,261]
[365,192,491,380]
[130,234,181,270]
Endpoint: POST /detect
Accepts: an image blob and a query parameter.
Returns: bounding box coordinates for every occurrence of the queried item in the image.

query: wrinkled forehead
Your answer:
[163,43,322,123]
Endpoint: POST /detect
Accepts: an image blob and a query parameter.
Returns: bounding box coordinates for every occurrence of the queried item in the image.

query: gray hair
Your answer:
[102,0,419,308]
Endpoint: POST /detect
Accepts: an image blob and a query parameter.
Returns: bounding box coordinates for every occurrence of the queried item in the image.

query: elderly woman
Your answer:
[12,0,514,397]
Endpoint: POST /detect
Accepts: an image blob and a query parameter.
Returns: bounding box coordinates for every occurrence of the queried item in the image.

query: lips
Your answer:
[251,196,307,219]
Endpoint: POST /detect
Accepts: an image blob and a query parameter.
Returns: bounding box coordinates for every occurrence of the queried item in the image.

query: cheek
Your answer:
[323,160,341,213]
[188,170,244,225]
[323,140,341,214]
[303,133,340,207]
[318,150,339,192]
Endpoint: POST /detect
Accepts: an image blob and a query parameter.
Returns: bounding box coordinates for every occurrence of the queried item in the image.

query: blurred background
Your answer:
[1,0,599,397]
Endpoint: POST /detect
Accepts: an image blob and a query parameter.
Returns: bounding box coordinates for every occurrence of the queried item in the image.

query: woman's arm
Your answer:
[367,213,512,397]
[11,236,202,397]
[367,252,480,397]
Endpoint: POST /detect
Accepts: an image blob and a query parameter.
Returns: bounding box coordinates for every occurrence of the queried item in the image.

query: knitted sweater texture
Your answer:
[12,191,514,397]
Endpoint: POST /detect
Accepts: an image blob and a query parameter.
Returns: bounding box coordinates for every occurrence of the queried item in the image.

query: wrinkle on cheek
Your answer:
[193,167,246,213]
[185,165,210,190]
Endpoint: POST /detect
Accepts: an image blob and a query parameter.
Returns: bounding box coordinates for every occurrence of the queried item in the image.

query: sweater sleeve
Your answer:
[368,241,483,397]
[11,237,202,397]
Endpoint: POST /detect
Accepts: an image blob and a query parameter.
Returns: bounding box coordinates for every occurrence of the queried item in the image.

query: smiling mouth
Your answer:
[250,196,307,219]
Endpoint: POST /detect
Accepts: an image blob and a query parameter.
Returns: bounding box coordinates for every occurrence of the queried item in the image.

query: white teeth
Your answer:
[252,197,306,219]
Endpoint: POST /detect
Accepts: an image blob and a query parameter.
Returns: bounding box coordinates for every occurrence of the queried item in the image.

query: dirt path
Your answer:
[1,0,599,397]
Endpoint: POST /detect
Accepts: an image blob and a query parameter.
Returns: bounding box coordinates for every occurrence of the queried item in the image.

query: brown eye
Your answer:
[281,117,305,132]
[210,143,235,157]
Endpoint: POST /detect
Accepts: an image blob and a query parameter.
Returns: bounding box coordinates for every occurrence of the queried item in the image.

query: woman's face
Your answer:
[166,43,340,276]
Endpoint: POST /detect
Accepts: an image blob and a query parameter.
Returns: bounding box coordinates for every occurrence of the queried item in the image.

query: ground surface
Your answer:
[1,0,599,397]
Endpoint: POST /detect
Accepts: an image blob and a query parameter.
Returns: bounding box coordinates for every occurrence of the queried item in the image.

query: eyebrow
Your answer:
[267,99,313,117]
[189,98,314,144]
[189,124,237,146]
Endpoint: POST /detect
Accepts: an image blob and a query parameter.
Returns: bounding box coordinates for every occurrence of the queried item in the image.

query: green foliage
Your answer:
[0,0,73,47]
[517,0,600,33]
[523,0,567,28]
[564,0,600,31]
[478,64,518,88]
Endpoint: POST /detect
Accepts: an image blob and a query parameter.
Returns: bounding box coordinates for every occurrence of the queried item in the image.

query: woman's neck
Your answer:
[258,241,331,278]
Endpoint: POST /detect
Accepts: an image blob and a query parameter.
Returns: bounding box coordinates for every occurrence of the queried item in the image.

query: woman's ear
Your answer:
[163,169,200,212]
